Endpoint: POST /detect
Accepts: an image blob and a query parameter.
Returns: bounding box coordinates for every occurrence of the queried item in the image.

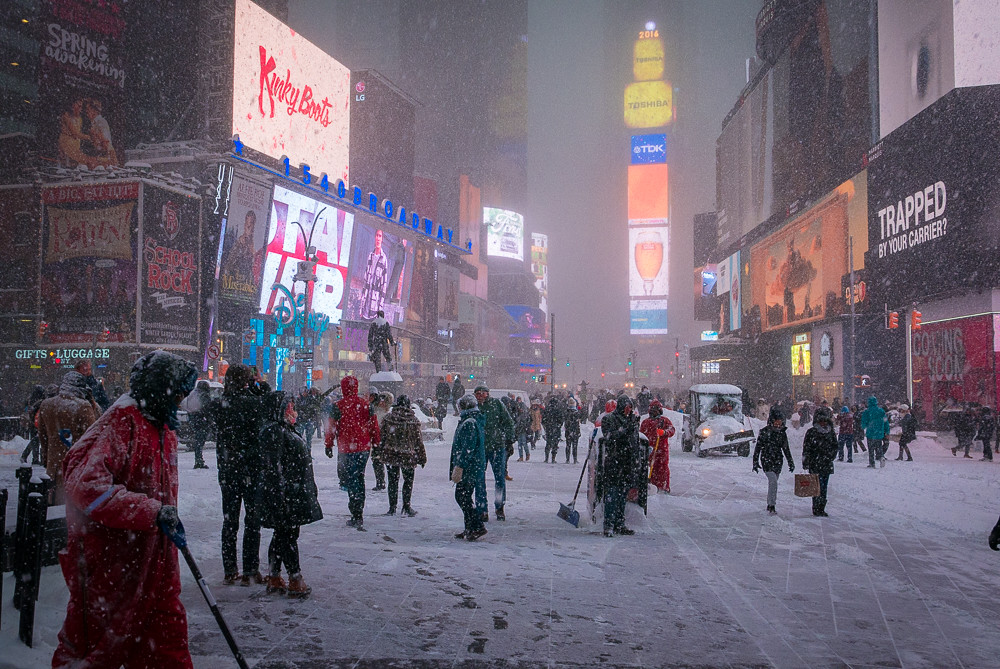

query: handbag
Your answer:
[794,473,820,497]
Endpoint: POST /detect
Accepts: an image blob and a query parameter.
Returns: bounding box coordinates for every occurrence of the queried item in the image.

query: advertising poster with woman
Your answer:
[343,223,414,326]
[39,0,127,169]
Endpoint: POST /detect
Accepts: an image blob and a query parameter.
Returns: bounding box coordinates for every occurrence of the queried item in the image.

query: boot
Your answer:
[240,571,263,586]
[952,447,958,456]
[495,506,505,521]
[481,511,489,523]
[525,452,530,461]
[455,530,467,539]
[223,573,241,585]
[466,527,488,541]
[287,574,312,598]
[386,507,396,516]
[402,505,418,517]
[616,527,635,536]
[266,575,287,594]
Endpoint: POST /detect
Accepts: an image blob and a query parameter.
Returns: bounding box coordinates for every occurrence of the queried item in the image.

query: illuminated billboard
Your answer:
[624,80,673,129]
[633,34,665,81]
[259,185,354,323]
[531,233,548,315]
[233,0,351,182]
[630,298,668,335]
[628,224,669,297]
[344,223,414,326]
[791,343,811,376]
[628,164,669,220]
[749,191,848,332]
[484,207,524,260]
[631,133,667,165]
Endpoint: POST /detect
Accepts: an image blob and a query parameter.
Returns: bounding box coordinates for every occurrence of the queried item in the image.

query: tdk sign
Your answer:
[630,133,667,164]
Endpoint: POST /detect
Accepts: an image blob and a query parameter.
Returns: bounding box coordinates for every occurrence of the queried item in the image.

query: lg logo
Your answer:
[355,80,365,102]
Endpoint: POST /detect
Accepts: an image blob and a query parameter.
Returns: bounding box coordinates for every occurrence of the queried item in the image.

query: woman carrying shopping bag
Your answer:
[802,407,838,517]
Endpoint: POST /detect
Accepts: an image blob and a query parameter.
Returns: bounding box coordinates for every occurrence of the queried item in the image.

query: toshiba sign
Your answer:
[232,0,351,183]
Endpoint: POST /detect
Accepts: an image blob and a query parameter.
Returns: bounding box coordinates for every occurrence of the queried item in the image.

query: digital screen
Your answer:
[631,133,667,165]
[791,343,811,376]
[531,233,549,315]
[628,224,669,298]
[233,0,351,182]
[628,164,669,220]
[624,80,673,128]
[630,298,668,335]
[258,185,354,323]
[343,223,414,326]
[504,305,547,341]
[219,174,271,308]
[750,191,848,332]
[484,207,524,260]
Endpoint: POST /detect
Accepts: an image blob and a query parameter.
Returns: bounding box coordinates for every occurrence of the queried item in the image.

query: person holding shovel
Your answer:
[640,399,675,494]
[53,351,198,668]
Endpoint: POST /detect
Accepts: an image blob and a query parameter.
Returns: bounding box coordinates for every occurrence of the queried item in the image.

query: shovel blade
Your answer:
[557,502,580,527]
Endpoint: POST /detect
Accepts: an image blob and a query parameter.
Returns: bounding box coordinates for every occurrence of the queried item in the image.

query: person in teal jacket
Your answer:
[473,385,515,521]
[860,396,887,468]
[450,395,487,541]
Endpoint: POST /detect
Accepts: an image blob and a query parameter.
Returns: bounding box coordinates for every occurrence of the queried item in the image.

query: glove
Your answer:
[752,465,760,473]
[325,446,334,459]
[789,464,795,473]
[157,505,180,533]
[451,466,463,484]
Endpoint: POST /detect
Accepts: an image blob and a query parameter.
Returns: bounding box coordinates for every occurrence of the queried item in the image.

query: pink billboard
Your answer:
[233,0,351,182]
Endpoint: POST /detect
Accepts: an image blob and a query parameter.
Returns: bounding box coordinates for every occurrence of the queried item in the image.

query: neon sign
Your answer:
[271,282,330,336]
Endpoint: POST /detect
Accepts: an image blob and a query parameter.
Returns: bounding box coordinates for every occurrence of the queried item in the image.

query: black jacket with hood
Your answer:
[753,408,794,474]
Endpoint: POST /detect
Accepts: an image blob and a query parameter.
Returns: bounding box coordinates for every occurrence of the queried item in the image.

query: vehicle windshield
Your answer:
[697,393,744,422]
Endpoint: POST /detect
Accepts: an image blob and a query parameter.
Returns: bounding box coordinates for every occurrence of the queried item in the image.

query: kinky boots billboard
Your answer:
[865,86,1000,305]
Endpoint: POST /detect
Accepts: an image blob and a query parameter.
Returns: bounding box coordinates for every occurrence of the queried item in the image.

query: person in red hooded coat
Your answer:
[52,350,198,669]
[326,375,380,531]
[640,399,675,493]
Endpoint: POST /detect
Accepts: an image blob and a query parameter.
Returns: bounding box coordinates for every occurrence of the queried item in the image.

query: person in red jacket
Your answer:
[52,350,198,669]
[639,400,675,493]
[325,375,380,531]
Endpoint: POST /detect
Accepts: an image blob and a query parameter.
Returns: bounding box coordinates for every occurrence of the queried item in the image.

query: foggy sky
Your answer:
[290,0,758,388]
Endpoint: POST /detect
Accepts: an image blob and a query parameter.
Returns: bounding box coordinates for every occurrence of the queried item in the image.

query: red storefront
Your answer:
[911,315,998,427]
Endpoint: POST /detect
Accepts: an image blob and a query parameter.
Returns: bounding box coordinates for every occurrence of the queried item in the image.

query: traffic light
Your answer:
[468,374,474,380]
[335,325,343,339]
[911,310,922,330]
[627,359,633,366]
[37,320,48,339]
[566,361,570,367]
[887,311,899,329]
[601,372,605,378]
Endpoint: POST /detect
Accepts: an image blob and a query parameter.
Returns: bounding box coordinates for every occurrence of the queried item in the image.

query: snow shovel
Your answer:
[160,519,250,669]
[557,442,594,527]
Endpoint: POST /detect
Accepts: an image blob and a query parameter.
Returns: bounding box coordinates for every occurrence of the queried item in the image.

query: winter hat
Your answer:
[899,403,909,411]
[129,350,198,429]
[458,394,478,410]
[814,407,833,424]
[474,385,490,394]
[59,371,90,399]
[840,406,850,413]
[395,394,410,408]
[767,407,785,423]
[648,399,663,417]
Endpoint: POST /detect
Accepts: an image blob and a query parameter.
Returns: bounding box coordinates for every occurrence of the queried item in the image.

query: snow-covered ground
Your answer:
[3,418,1000,668]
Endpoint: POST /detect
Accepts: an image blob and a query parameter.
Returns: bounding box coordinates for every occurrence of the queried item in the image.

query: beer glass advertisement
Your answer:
[344,223,414,326]
[259,186,354,324]
[233,0,351,182]
[40,183,138,343]
[0,188,41,315]
[140,187,202,348]
[484,207,524,261]
[750,192,848,332]
[219,174,271,307]
[630,299,668,335]
[628,223,669,297]
[38,0,126,170]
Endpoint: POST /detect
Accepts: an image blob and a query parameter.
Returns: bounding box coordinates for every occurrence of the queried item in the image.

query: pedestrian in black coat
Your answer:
[752,408,794,514]
[256,392,323,596]
[977,406,995,461]
[600,396,641,536]
[897,404,917,461]
[802,407,837,516]
[210,363,266,584]
[541,396,564,463]
[563,400,583,463]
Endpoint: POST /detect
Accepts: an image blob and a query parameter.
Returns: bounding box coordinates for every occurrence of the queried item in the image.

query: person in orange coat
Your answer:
[639,400,675,493]
[52,350,198,669]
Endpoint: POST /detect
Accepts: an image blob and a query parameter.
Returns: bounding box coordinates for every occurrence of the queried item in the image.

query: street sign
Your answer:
[442,364,457,371]
[207,344,221,360]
